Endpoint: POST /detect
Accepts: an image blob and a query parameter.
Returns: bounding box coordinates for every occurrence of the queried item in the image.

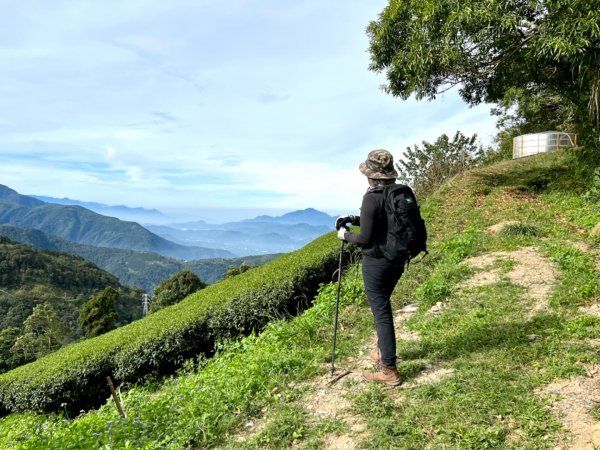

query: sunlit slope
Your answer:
[1,150,599,449]
[0,232,339,414]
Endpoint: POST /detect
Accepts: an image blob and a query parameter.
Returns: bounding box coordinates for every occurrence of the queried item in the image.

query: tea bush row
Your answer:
[0,233,340,415]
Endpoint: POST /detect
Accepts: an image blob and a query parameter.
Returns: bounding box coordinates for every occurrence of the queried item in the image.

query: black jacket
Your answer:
[344,187,388,261]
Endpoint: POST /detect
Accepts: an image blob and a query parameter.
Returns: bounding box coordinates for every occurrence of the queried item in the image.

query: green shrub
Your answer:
[0,233,340,415]
[499,223,541,237]
[149,269,206,313]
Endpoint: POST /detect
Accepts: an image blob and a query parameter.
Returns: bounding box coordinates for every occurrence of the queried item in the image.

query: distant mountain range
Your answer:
[247,208,335,227]
[27,187,338,257]
[0,185,233,260]
[0,184,334,291]
[149,208,337,256]
[31,195,168,224]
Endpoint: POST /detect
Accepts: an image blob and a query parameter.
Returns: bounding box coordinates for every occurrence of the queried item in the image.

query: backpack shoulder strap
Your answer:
[382,184,416,210]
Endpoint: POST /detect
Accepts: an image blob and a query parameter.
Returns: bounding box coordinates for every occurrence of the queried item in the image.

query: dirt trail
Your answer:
[540,364,600,450]
[231,239,599,448]
[461,246,558,316]
[230,302,455,449]
[299,303,421,449]
[312,240,597,448]
[458,236,600,449]
[297,302,459,449]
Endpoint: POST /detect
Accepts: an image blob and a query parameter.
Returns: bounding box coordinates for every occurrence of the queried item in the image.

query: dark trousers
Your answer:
[362,258,404,367]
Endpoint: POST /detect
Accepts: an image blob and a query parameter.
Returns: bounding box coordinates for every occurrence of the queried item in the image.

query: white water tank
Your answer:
[513,131,577,159]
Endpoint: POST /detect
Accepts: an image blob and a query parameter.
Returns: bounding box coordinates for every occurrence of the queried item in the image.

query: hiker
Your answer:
[336,149,404,386]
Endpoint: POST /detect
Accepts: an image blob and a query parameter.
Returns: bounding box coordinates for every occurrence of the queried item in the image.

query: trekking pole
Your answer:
[330,240,344,376]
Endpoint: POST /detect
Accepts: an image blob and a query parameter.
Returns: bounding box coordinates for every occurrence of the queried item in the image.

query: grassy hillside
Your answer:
[0,233,340,415]
[1,150,599,449]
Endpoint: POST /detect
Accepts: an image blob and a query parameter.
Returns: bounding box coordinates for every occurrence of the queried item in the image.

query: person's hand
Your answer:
[335,215,355,230]
[337,227,347,241]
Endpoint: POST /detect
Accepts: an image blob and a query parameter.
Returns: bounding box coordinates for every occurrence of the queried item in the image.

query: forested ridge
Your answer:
[0,236,117,289]
[0,225,279,292]
[0,236,143,373]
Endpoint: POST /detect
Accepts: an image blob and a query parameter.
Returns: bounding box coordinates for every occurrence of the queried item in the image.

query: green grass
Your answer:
[1,149,599,449]
[345,150,600,449]
[499,223,541,237]
[0,265,372,449]
[0,233,341,414]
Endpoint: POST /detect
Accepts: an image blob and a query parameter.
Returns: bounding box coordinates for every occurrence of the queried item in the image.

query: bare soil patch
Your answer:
[394,303,421,340]
[539,364,600,449]
[462,267,503,289]
[579,302,600,318]
[300,370,368,450]
[461,246,558,316]
[400,365,456,389]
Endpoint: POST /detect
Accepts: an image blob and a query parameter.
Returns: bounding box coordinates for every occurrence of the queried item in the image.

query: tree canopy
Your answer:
[222,262,251,280]
[397,131,488,198]
[149,270,206,313]
[0,327,24,373]
[367,0,600,152]
[78,287,119,338]
[12,303,70,360]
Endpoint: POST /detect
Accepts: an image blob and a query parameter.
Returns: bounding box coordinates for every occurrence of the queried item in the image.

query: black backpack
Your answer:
[378,184,427,262]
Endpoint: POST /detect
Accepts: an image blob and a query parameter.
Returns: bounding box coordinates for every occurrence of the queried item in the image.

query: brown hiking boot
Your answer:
[369,348,380,362]
[362,363,402,386]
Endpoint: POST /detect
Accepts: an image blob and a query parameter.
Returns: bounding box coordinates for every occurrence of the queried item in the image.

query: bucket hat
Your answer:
[358,149,398,179]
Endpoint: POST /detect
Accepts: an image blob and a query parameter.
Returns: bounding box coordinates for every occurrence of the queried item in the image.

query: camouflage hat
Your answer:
[358,149,398,179]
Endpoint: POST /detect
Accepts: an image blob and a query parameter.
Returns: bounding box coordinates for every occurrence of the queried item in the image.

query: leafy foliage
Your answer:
[0,233,340,414]
[0,263,366,449]
[12,303,70,361]
[78,287,119,338]
[499,223,541,237]
[222,261,251,279]
[397,131,488,198]
[0,237,143,373]
[0,328,24,373]
[367,0,600,159]
[149,270,206,313]
[0,236,116,290]
[583,166,600,202]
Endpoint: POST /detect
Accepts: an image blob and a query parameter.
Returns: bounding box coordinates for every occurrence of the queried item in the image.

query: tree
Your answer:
[367,0,600,156]
[149,270,206,313]
[78,287,119,338]
[222,262,251,280]
[0,326,24,373]
[398,131,487,198]
[12,302,70,360]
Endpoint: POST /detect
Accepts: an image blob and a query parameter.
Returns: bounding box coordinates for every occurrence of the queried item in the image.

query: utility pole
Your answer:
[142,293,149,316]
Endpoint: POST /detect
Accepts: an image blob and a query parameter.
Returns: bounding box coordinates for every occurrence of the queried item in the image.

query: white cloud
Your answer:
[105,146,117,159]
[0,0,498,220]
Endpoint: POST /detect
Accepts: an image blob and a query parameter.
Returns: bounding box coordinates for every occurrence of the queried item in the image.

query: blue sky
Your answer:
[0,0,497,222]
